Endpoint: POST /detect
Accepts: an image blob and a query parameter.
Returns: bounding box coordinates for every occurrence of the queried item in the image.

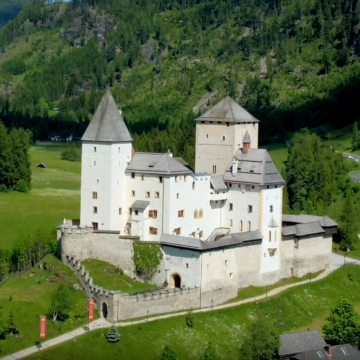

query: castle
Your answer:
[58,92,337,320]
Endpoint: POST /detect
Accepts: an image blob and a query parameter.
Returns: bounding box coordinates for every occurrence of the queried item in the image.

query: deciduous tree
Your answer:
[161,345,178,360]
[48,284,71,322]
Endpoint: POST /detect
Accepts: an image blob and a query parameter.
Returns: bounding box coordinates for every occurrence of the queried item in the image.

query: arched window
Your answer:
[194,209,199,219]
[239,220,243,231]
[199,209,204,218]
[248,221,251,231]
[269,231,272,242]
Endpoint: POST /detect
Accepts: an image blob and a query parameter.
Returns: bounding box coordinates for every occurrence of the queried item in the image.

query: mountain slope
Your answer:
[1,0,360,147]
[0,0,29,29]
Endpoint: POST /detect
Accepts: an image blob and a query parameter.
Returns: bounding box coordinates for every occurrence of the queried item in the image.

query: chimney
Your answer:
[324,345,332,357]
[231,157,238,176]
[242,131,251,155]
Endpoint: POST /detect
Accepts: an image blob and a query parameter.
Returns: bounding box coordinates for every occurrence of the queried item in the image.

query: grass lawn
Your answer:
[24,265,360,360]
[264,142,289,172]
[0,255,88,357]
[227,270,324,303]
[81,259,157,292]
[333,243,360,261]
[0,142,81,249]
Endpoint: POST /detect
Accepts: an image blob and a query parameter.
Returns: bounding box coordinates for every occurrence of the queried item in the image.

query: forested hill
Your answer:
[1,0,360,151]
[0,0,30,29]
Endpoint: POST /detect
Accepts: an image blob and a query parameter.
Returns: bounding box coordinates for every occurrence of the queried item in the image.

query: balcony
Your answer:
[209,191,228,201]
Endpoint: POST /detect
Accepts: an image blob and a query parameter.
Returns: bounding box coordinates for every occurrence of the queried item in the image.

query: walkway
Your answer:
[1,254,360,360]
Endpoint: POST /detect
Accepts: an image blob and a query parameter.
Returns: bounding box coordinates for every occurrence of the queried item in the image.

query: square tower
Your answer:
[195,96,259,175]
[80,91,133,231]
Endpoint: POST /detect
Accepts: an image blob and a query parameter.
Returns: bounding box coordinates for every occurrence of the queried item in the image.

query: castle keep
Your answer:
[58,92,337,321]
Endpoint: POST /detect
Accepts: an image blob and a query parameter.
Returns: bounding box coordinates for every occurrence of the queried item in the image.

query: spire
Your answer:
[82,91,132,142]
[243,131,251,144]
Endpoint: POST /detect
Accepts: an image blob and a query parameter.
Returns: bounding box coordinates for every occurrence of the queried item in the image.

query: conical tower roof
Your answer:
[82,91,132,142]
[195,96,259,123]
[243,131,251,143]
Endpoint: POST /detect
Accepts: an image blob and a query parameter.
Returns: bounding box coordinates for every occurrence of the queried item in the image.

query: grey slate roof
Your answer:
[292,344,360,360]
[268,218,278,228]
[130,200,150,210]
[282,214,337,227]
[223,148,285,185]
[160,230,263,251]
[126,153,192,175]
[82,91,132,142]
[195,96,260,123]
[243,130,251,143]
[211,176,228,192]
[279,330,326,357]
[282,222,325,238]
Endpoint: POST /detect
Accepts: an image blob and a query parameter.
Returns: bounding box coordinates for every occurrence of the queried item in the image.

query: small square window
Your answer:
[149,210,158,218]
[131,190,135,197]
[229,272,233,278]
[92,222,98,230]
[135,210,139,215]
[118,147,121,153]
[159,176,163,183]
[270,205,273,213]
[149,227,158,235]
[229,203,233,211]
[176,193,180,199]
[155,192,160,198]
[185,263,189,268]
[267,185,270,189]
[129,208,133,215]
[184,176,187,182]
[229,183,232,188]
[119,208,122,215]
[141,175,145,181]
[225,260,228,266]
[97,179,99,184]
[252,185,255,189]
[146,191,150,198]
[92,191,98,199]
[178,210,184,218]
[238,184,241,188]
[223,136,225,141]
[93,206,98,214]
[275,185,278,188]
[94,146,96,152]
[248,205,253,213]
[93,160,96,166]
[131,173,135,179]
[175,176,179,182]
[174,227,181,235]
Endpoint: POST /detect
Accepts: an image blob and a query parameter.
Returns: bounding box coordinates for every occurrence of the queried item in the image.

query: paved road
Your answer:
[1,254,359,360]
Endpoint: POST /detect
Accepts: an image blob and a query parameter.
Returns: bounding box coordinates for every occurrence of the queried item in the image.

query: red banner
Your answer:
[39,316,46,339]
[88,299,94,321]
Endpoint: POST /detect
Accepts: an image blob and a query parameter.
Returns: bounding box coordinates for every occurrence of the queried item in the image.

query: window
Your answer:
[207,134,208,138]
[223,136,225,141]
[92,222,98,230]
[213,165,217,174]
[270,205,273,213]
[248,221,251,231]
[97,179,99,184]
[94,146,96,152]
[131,190,135,197]
[185,263,189,268]
[119,161,121,167]
[229,272,233,278]
[94,160,96,166]
[229,183,232,188]
[230,219,233,227]
[238,184,241,188]
[246,185,251,191]
[267,185,270,189]
[149,210,158,218]
[248,205,253,213]
[118,147,120,153]
[226,122,229,127]
[178,210,184,218]
[229,203,233,211]
[141,175,145,181]
[155,192,160,198]
[135,210,139,215]
[93,206,98,214]
[131,173,135,179]
[199,209,203,218]
[176,193,180,199]
[275,185,278,188]
[119,208,122,215]
[192,182,195,190]
[252,185,255,189]
[184,176,187,182]
[175,176,179,182]
[159,176,163,183]
[146,191,150,198]
[239,220,243,231]
[92,191,98,199]
[199,230,203,238]
[269,231,272,242]
[225,260,228,266]
[129,208,133,215]
[194,209,199,219]
[149,227,158,235]
[174,228,181,235]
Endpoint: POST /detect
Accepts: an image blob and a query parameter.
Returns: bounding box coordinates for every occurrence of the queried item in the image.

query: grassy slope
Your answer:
[81,259,156,292]
[0,255,88,357]
[0,142,80,249]
[24,265,360,360]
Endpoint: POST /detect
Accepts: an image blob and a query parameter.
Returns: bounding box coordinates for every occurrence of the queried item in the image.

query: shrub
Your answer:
[161,345,178,360]
[61,144,81,162]
[186,312,194,328]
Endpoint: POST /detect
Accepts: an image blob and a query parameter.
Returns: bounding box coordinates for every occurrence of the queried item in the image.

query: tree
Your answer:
[352,122,360,150]
[322,299,360,347]
[7,310,18,335]
[106,326,121,343]
[0,307,6,340]
[132,241,163,282]
[161,345,178,360]
[201,342,219,360]
[239,314,279,360]
[48,284,71,322]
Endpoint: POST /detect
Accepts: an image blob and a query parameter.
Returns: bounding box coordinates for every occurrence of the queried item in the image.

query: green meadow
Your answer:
[24,265,360,360]
[0,142,81,249]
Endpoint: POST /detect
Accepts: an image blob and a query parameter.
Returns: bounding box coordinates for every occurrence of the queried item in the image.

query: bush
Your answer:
[186,312,194,328]
[61,144,81,162]
[161,345,177,360]
[106,326,121,343]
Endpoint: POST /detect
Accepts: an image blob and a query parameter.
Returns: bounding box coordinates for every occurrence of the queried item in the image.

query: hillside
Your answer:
[0,0,29,29]
[1,0,360,159]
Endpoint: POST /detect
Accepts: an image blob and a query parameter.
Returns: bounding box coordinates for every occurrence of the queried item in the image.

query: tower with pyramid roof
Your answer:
[80,91,133,231]
[195,96,259,175]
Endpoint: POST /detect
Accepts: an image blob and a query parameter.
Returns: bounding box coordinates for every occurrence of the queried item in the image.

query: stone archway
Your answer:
[170,273,181,288]
[102,302,108,319]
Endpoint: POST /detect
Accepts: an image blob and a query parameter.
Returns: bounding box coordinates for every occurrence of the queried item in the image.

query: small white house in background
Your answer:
[63,91,337,296]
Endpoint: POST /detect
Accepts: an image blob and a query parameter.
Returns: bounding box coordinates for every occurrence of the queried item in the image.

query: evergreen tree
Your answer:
[161,345,177,360]
[7,310,18,335]
[201,342,219,360]
[352,122,360,150]
[106,326,121,343]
